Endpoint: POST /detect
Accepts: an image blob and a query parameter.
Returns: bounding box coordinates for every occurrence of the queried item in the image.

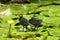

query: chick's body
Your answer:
[29,17,42,26]
[19,17,29,26]
[18,14,29,31]
[29,17,42,31]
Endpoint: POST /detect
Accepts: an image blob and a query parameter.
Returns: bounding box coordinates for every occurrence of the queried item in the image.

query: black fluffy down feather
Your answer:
[19,17,29,26]
[18,14,29,31]
[29,17,42,26]
[29,17,42,31]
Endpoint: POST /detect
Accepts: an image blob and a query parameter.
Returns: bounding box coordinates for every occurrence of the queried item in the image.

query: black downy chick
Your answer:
[19,14,29,32]
[29,17,42,31]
